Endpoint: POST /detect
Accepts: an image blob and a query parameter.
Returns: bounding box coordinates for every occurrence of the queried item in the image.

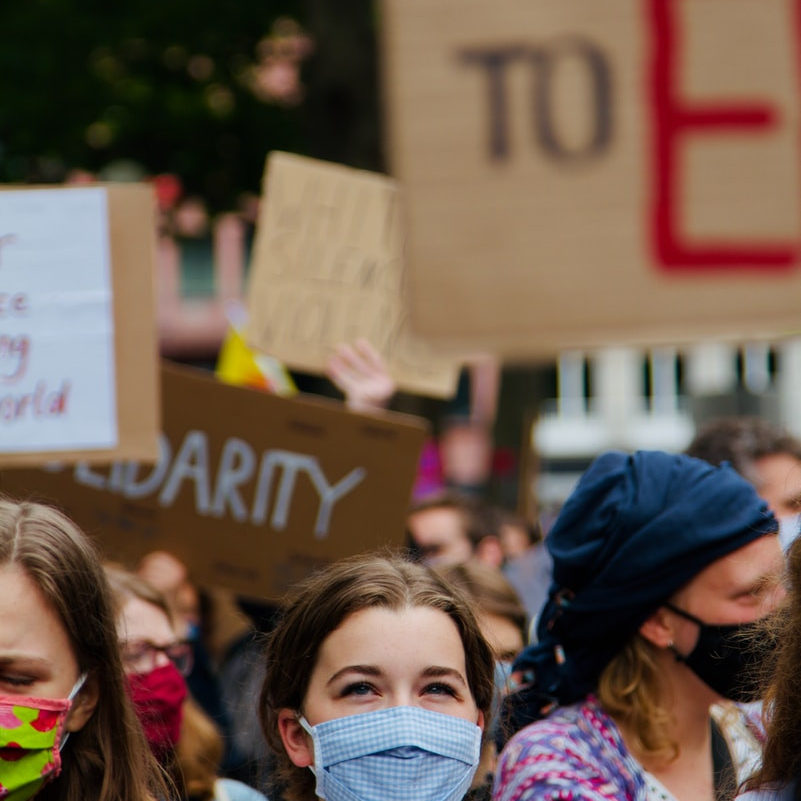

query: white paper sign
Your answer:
[0,188,117,452]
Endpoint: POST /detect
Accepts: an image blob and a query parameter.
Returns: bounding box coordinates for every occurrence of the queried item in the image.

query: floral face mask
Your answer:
[0,674,86,801]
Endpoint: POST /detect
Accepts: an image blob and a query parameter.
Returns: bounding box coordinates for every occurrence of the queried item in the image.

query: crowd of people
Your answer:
[4,401,801,801]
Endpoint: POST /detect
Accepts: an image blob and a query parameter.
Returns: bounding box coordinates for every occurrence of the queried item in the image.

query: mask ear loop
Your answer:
[60,672,88,751]
[296,712,320,778]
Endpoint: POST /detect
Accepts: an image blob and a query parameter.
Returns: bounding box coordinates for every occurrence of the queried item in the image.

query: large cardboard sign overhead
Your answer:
[0,184,160,465]
[1,362,427,600]
[382,0,801,354]
[245,152,461,397]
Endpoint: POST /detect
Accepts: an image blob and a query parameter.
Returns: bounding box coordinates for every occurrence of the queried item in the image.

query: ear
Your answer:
[476,709,485,732]
[638,606,675,649]
[278,709,314,768]
[65,674,99,733]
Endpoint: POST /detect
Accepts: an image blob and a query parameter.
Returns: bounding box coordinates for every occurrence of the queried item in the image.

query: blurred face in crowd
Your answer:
[753,453,801,519]
[117,595,182,675]
[498,521,532,560]
[407,507,473,566]
[277,605,484,767]
[0,563,96,731]
[476,611,524,663]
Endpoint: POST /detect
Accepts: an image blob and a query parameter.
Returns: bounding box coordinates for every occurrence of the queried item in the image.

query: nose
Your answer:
[153,649,171,670]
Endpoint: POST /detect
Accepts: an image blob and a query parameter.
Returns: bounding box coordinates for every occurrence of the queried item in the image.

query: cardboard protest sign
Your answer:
[245,152,461,397]
[0,184,160,465]
[0,362,427,600]
[382,0,801,355]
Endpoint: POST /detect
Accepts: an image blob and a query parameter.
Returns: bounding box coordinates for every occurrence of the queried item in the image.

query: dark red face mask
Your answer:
[127,662,187,760]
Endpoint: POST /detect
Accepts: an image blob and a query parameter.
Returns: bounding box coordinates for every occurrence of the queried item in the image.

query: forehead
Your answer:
[0,562,77,677]
[118,594,175,643]
[754,453,801,496]
[316,606,468,671]
[678,535,783,598]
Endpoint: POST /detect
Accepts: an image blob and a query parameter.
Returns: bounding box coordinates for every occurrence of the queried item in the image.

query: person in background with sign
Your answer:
[686,417,801,551]
[106,567,268,801]
[0,497,168,801]
[493,451,785,801]
[326,338,497,499]
[259,554,495,801]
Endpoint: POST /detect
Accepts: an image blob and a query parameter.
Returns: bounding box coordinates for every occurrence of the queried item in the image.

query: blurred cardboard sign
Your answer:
[0,184,160,465]
[0,362,427,600]
[245,152,461,397]
[382,0,801,355]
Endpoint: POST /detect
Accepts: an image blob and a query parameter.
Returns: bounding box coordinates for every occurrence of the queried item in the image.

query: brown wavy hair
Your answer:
[259,553,495,801]
[597,635,678,765]
[0,497,167,801]
[743,538,801,791]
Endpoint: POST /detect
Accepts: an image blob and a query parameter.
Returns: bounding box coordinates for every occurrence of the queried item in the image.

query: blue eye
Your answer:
[341,681,376,697]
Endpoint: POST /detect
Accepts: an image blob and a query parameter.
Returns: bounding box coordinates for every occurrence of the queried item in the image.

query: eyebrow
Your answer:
[325,664,468,687]
[420,666,468,687]
[0,655,51,669]
[326,665,382,687]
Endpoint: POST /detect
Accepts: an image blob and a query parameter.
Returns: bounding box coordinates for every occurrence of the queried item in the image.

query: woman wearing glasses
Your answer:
[106,567,268,801]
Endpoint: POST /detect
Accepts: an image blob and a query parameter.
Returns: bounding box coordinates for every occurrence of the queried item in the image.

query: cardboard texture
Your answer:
[245,152,462,397]
[0,362,428,600]
[382,0,801,355]
[0,184,160,465]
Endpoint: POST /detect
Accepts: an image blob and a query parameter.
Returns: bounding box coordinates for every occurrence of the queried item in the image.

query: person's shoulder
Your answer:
[215,778,270,801]
[493,700,643,801]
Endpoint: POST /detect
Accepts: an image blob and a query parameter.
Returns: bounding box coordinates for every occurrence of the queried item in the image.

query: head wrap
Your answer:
[507,450,777,731]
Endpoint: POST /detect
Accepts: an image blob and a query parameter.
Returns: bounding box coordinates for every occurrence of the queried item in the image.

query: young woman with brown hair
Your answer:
[0,497,167,801]
[259,554,496,801]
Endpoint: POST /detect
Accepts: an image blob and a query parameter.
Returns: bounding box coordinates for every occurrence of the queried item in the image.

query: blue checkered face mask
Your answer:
[298,705,482,801]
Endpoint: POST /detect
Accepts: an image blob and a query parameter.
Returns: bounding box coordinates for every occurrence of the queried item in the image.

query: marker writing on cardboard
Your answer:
[67,430,366,539]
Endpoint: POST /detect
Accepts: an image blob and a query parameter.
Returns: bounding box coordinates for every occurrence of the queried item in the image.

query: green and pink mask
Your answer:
[0,675,85,801]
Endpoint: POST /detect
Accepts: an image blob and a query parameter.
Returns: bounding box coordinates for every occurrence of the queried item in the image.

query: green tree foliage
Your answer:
[0,0,312,210]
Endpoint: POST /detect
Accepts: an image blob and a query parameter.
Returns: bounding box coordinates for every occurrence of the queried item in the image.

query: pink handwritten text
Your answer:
[0,380,70,423]
[0,334,30,383]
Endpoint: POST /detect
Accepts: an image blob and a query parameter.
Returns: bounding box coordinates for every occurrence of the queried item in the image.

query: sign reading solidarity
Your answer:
[0,362,427,600]
[382,0,801,354]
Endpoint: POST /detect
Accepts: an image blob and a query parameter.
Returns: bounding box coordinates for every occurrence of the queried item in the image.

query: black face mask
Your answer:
[664,602,772,702]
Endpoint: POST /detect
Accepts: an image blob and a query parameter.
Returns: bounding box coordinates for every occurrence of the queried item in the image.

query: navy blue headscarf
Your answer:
[506,450,777,733]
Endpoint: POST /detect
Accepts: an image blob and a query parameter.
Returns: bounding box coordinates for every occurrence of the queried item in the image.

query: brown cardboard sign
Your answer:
[0,184,160,465]
[382,0,801,354]
[245,152,462,397]
[0,362,427,600]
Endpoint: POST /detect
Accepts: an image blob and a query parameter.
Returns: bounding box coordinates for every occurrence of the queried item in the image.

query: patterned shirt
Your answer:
[492,696,765,801]
[492,696,646,801]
